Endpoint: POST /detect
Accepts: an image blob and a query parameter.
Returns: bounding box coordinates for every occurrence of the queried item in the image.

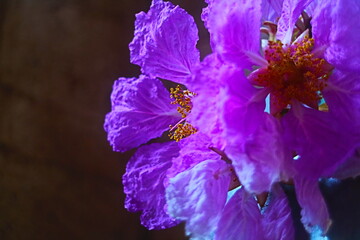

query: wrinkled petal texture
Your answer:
[123,142,180,229]
[262,184,295,240]
[323,70,360,133]
[204,0,261,68]
[312,0,360,73]
[215,188,263,240]
[188,54,226,148]
[104,76,180,152]
[223,68,286,193]
[166,133,220,182]
[166,160,230,238]
[276,0,313,44]
[282,103,356,178]
[294,176,331,234]
[129,0,200,83]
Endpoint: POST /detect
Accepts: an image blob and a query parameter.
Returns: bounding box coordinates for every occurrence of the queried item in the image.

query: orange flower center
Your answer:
[253,37,331,115]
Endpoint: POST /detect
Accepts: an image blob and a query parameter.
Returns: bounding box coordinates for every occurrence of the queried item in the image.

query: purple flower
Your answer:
[104,0,201,230]
[202,0,360,235]
[104,0,360,238]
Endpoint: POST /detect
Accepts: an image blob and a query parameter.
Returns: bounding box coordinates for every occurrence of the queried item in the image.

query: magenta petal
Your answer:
[204,0,262,68]
[215,188,263,240]
[262,184,295,240]
[312,0,360,72]
[166,160,230,238]
[223,67,266,137]
[282,103,356,177]
[104,76,180,152]
[129,0,200,83]
[223,69,286,193]
[323,70,360,131]
[294,176,331,234]
[227,114,286,194]
[276,0,313,44]
[188,54,226,148]
[123,142,180,230]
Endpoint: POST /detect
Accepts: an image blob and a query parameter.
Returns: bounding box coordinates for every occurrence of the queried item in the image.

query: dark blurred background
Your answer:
[0,0,359,239]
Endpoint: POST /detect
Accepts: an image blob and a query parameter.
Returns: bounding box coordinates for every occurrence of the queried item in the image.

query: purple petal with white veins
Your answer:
[123,142,180,230]
[215,188,263,240]
[305,0,319,16]
[226,114,286,194]
[204,0,262,68]
[187,54,226,148]
[223,67,266,137]
[276,0,313,44]
[323,70,360,131]
[104,75,180,152]
[262,184,295,240]
[262,0,284,22]
[166,132,221,182]
[129,0,200,83]
[294,176,331,234]
[223,68,286,193]
[282,102,356,178]
[312,0,360,72]
[166,160,230,239]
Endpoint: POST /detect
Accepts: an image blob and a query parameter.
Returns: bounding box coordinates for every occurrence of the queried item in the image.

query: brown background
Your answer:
[0,0,208,239]
[1,0,360,240]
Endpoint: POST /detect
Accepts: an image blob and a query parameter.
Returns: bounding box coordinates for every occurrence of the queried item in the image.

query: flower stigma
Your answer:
[168,85,197,141]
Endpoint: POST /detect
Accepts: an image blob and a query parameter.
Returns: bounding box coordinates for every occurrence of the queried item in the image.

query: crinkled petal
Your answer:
[188,54,226,148]
[204,0,262,68]
[104,75,180,152]
[215,188,263,240]
[223,68,286,193]
[282,102,356,177]
[226,114,286,194]
[166,160,230,238]
[123,142,180,229]
[312,0,360,72]
[129,0,200,83]
[201,0,213,30]
[166,133,221,182]
[262,184,295,240]
[276,0,313,44]
[294,176,331,234]
[323,70,360,131]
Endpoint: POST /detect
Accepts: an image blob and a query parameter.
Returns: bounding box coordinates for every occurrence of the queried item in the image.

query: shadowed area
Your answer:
[0,0,206,239]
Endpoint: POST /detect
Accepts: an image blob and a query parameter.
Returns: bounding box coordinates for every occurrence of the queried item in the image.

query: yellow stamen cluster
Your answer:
[168,85,197,142]
[169,85,195,118]
[169,122,198,142]
[254,37,330,114]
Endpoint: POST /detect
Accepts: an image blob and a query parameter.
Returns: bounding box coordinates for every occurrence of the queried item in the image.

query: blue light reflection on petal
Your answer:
[226,186,242,203]
[310,226,329,240]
